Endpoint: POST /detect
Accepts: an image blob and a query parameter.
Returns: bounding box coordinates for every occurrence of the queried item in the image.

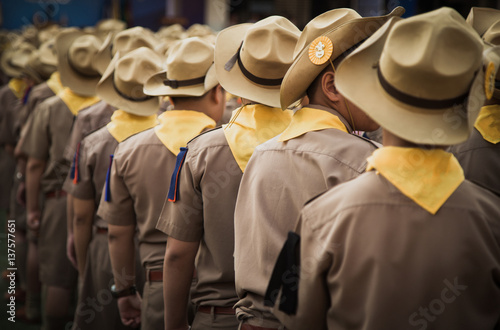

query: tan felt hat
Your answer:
[96,18,127,33]
[336,7,486,146]
[215,16,300,108]
[39,37,58,67]
[1,41,36,78]
[94,26,159,75]
[280,6,404,109]
[22,49,56,83]
[466,7,500,36]
[97,47,163,116]
[157,24,185,40]
[57,29,103,96]
[38,25,60,44]
[186,24,214,38]
[144,37,217,97]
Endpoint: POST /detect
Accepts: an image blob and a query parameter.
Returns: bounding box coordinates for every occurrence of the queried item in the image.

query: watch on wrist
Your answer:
[110,284,136,298]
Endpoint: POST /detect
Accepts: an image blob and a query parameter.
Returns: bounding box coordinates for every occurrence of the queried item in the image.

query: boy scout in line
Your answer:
[156,16,299,330]
[64,25,160,268]
[21,29,103,329]
[269,8,500,329]
[233,7,403,329]
[449,7,500,196]
[64,47,161,330]
[97,37,223,329]
[9,37,60,324]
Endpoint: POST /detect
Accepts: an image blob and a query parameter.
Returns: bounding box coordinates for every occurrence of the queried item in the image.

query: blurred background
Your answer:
[1,0,499,32]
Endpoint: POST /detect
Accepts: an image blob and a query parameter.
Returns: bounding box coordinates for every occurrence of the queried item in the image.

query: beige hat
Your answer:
[94,26,159,75]
[280,7,405,109]
[1,41,36,78]
[22,49,57,83]
[466,7,500,36]
[97,47,162,116]
[96,18,127,34]
[186,24,214,38]
[56,29,103,96]
[144,37,217,97]
[336,7,485,146]
[156,24,185,40]
[39,37,58,66]
[38,24,60,44]
[215,16,300,108]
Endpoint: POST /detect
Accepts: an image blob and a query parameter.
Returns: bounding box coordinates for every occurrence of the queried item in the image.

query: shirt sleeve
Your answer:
[20,101,50,160]
[156,149,204,242]
[96,148,136,226]
[273,211,330,330]
[67,138,95,200]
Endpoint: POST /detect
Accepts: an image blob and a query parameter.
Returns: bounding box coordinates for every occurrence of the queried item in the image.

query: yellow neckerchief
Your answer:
[8,78,28,99]
[155,110,216,156]
[474,104,500,144]
[46,71,64,95]
[223,104,292,172]
[58,87,101,116]
[107,110,158,143]
[278,106,348,142]
[366,147,464,215]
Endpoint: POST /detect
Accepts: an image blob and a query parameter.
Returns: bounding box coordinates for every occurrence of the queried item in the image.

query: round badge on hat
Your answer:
[485,61,496,100]
[308,36,333,65]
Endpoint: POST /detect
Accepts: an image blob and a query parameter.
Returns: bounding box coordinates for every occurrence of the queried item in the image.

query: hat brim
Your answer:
[57,29,101,96]
[280,7,405,110]
[336,17,485,146]
[97,52,159,116]
[94,32,113,75]
[144,63,218,97]
[215,23,284,107]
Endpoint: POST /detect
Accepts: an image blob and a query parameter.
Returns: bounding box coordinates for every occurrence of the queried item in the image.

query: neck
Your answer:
[484,97,500,106]
[382,129,447,150]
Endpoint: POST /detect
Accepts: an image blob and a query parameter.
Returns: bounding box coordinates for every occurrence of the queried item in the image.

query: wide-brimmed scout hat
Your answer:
[186,24,214,38]
[22,49,56,83]
[280,7,405,109]
[215,16,300,108]
[97,47,163,116]
[94,26,159,75]
[39,37,58,66]
[96,18,127,35]
[335,7,486,146]
[466,7,500,36]
[1,41,36,78]
[38,24,60,44]
[157,23,185,40]
[144,37,218,97]
[57,29,102,96]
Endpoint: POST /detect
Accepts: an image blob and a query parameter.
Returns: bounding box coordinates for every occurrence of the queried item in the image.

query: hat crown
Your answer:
[166,37,214,81]
[96,19,127,33]
[293,8,361,59]
[240,16,300,80]
[483,19,500,45]
[380,7,482,101]
[113,27,157,54]
[68,35,101,76]
[466,7,500,36]
[111,47,162,103]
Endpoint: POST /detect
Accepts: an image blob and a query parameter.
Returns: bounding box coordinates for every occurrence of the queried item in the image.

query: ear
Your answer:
[321,71,341,104]
[211,84,223,104]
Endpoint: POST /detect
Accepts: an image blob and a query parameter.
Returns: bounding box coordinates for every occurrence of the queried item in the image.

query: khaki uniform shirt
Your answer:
[449,128,500,196]
[19,82,55,129]
[234,106,379,321]
[0,84,22,146]
[64,127,118,228]
[21,95,76,193]
[156,128,242,307]
[63,100,114,162]
[276,173,500,330]
[97,128,172,268]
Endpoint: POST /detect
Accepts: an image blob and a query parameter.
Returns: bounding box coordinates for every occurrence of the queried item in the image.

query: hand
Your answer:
[16,181,26,207]
[117,292,142,328]
[27,210,40,233]
[66,233,78,270]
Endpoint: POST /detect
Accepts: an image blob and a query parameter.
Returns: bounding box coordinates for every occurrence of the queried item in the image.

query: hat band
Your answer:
[225,44,283,86]
[67,52,101,79]
[163,76,205,89]
[377,67,468,109]
[112,72,154,102]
